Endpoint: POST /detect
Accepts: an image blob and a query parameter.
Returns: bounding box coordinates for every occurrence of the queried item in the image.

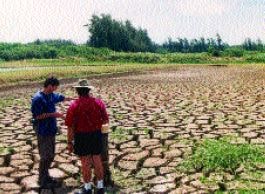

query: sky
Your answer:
[0,0,264,45]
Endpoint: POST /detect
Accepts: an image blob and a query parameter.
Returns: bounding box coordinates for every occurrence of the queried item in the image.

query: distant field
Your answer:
[0,62,179,86]
[0,58,264,87]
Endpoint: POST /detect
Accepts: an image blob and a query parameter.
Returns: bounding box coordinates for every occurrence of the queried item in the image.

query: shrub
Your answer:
[42,49,58,59]
[224,48,244,57]
[245,53,265,63]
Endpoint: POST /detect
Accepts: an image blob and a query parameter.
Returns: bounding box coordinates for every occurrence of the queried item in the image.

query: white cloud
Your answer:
[175,0,228,16]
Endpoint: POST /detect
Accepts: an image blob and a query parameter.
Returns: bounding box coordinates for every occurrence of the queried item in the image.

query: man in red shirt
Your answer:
[65,79,109,194]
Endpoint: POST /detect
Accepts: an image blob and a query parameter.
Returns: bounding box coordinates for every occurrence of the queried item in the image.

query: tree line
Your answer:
[0,14,264,61]
[86,14,227,53]
[86,14,264,53]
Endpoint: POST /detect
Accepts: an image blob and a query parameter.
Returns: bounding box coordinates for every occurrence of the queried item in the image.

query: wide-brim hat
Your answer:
[72,79,94,90]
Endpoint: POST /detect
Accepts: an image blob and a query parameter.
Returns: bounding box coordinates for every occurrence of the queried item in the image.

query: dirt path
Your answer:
[0,65,264,193]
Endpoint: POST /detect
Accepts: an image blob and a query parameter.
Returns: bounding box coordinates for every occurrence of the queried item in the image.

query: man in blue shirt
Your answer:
[31,76,70,189]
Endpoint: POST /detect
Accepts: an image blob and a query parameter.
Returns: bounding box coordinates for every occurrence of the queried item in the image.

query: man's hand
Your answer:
[53,112,64,118]
[67,143,73,153]
[64,97,77,102]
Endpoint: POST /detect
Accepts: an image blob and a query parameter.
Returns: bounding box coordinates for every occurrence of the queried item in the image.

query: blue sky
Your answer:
[0,0,264,45]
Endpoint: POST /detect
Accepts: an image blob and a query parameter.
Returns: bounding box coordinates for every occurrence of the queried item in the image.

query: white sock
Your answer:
[84,182,92,190]
[97,180,104,189]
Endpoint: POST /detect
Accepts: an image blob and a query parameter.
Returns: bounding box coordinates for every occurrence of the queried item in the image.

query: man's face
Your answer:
[47,85,58,93]
[51,85,58,92]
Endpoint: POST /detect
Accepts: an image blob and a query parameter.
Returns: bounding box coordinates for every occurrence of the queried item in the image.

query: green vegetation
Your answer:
[111,167,142,191]
[162,34,226,54]
[139,128,152,135]
[0,43,113,61]
[0,15,264,63]
[0,43,214,63]
[223,47,244,57]
[0,97,26,109]
[110,127,133,141]
[0,15,264,87]
[88,14,154,52]
[242,38,264,51]
[0,63,183,85]
[0,146,15,155]
[110,127,153,141]
[57,134,67,143]
[179,138,265,174]
[87,14,263,54]
[215,190,265,194]
[1,43,265,64]
[245,52,265,63]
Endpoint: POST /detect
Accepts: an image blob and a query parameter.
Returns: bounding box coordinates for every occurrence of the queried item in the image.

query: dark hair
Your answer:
[44,76,60,87]
[76,87,90,96]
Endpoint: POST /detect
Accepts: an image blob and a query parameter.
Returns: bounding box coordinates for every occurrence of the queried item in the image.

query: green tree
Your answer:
[87,14,154,52]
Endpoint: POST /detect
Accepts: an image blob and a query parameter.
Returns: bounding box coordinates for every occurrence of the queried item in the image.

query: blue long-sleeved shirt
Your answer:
[31,91,65,136]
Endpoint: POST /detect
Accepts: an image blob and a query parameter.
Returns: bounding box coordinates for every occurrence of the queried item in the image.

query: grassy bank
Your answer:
[0,63,182,86]
[0,58,265,87]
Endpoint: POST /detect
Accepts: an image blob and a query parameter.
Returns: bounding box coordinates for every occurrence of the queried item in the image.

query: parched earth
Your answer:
[0,65,264,193]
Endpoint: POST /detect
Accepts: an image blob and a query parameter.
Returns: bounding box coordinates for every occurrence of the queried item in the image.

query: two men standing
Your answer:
[31,77,112,194]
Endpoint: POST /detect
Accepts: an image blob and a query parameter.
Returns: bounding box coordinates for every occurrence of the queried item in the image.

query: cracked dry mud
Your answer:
[0,65,264,193]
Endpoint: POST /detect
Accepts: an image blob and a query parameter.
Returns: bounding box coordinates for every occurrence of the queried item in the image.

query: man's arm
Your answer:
[35,112,64,120]
[67,126,74,144]
[101,106,109,124]
[64,97,76,102]
[102,119,109,125]
[65,102,76,153]
[54,93,76,103]
[97,99,109,124]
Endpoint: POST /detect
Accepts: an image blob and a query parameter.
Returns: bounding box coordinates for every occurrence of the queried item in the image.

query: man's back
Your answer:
[66,96,108,133]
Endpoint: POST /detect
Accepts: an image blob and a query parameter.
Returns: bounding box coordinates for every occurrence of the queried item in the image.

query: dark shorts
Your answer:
[74,131,102,156]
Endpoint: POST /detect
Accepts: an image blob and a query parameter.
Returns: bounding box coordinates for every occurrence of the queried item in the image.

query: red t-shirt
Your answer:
[65,96,109,133]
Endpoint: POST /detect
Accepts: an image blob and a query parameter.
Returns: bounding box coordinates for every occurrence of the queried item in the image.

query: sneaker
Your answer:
[75,187,92,194]
[104,171,114,187]
[39,180,55,189]
[97,188,105,194]
[104,176,114,187]
[47,176,61,188]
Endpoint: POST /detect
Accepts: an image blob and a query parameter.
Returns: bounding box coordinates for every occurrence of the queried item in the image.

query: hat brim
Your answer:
[72,86,94,90]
